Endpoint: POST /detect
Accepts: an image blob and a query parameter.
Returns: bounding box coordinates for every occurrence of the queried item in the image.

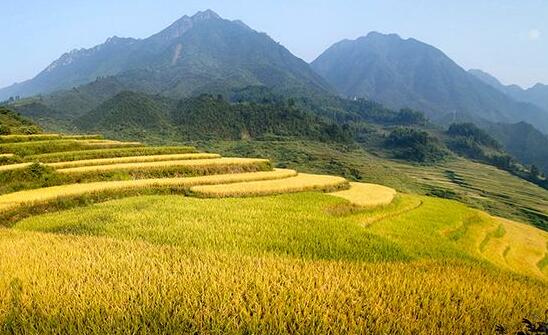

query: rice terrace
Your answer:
[0,130,544,334]
[1,2,548,334]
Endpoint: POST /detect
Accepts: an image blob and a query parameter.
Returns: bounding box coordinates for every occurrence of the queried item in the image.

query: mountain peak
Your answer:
[191,9,221,21]
[364,31,402,40]
[150,10,222,42]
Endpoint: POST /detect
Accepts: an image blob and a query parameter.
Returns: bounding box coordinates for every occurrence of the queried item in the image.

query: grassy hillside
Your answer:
[0,106,41,135]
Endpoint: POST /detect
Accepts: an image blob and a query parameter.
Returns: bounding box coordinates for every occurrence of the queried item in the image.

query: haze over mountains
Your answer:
[469,69,548,114]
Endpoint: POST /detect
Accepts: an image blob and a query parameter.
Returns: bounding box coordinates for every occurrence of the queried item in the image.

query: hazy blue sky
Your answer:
[1,0,546,88]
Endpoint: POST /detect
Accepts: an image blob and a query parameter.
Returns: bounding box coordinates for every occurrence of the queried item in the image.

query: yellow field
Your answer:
[0,154,14,158]
[480,217,548,278]
[0,169,297,213]
[47,153,221,169]
[56,157,270,174]
[191,173,349,197]
[0,162,32,172]
[0,133,102,143]
[330,182,397,207]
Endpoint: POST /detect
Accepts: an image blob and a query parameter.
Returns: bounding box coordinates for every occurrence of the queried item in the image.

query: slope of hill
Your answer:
[0,10,332,101]
[486,121,548,175]
[0,106,41,135]
[74,92,353,143]
[311,32,548,133]
[469,69,548,113]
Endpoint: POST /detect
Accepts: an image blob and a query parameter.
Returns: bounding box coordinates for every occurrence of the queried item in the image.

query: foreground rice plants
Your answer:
[191,173,349,197]
[5,193,546,333]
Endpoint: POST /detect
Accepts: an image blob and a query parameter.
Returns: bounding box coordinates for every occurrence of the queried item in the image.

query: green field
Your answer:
[2,193,546,333]
[0,134,546,334]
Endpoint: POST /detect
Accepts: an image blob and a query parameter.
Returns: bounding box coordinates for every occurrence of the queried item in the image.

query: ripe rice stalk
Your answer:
[190,173,349,198]
[329,182,397,208]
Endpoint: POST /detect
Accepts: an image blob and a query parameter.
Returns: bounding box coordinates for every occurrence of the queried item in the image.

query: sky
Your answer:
[1,0,547,89]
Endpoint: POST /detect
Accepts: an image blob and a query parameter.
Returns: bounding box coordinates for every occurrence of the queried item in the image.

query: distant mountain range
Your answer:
[469,69,548,114]
[0,10,332,101]
[311,32,548,133]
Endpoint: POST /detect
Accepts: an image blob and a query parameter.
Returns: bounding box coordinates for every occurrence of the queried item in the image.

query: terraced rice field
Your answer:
[26,145,197,163]
[390,158,548,229]
[47,153,221,169]
[331,182,397,207]
[0,169,297,221]
[0,133,102,143]
[0,133,546,333]
[55,157,269,174]
[0,138,144,156]
[191,173,348,197]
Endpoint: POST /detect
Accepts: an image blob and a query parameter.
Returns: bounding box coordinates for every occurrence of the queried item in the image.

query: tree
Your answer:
[530,165,540,179]
[0,125,10,135]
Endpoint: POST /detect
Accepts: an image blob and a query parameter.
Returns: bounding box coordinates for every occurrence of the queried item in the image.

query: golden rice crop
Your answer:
[190,173,349,198]
[55,157,270,174]
[0,134,103,143]
[0,153,14,158]
[47,153,221,169]
[0,162,32,172]
[330,182,397,207]
[79,139,143,147]
[0,139,145,156]
[27,146,197,163]
[450,215,548,279]
[3,193,546,333]
[0,169,297,214]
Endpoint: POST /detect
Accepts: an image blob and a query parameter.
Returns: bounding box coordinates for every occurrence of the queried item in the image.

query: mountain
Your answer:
[311,32,548,133]
[0,10,332,101]
[469,69,548,113]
